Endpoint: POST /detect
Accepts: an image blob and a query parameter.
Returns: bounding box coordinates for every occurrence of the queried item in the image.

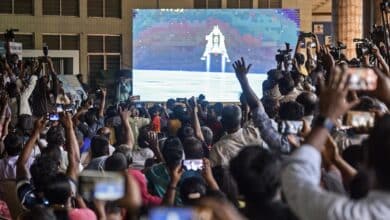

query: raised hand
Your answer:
[118,106,131,120]
[319,68,360,122]
[60,112,73,129]
[233,57,252,82]
[371,67,390,106]
[169,164,184,186]
[34,117,47,132]
[146,131,159,152]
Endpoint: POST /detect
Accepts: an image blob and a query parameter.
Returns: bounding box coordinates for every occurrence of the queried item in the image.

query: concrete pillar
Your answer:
[332,0,363,59]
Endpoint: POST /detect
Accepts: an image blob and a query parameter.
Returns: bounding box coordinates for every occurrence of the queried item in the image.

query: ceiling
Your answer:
[312,0,332,13]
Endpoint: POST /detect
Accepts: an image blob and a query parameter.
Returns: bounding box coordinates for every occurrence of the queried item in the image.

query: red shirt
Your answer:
[128,169,162,206]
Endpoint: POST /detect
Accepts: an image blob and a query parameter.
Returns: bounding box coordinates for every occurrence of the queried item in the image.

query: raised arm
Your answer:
[61,112,80,180]
[188,97,205,142]
[119,106,134,149]
[323,134,357,186]
[373,45,390,76]
[98,88,107,118]
[233,58,291,153]
[16,117,46,179]
[162,164,183,205]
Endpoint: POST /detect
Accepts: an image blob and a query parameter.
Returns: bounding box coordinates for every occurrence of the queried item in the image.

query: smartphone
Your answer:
[78,171,125,201]
[346,111,375,128]
[182,159,203,171]
[278,120,303,135]
[48,113,59,121]
[43,43,49,56]
[347,68,378,91]
[136,103,143,108]
[149,208,194,220]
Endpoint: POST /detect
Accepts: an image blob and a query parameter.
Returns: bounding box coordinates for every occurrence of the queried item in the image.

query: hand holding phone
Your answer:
[182,159,203,171]
[346,111,375,128]
[78,171,125,201]
[347,68,378,91]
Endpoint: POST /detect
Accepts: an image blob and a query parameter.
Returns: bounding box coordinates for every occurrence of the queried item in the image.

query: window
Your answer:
[88,36,104,53]
[88,0,103,17]
[87,35,122,81]
[42,34,80,50]
[227,0,252,8]
[258,0,281,8]
[43,0,79,16]
[0,0,33,14]
[14,34,34,49]
[51,57,73,75]
[194,0,222,8]
[208,0,221,8]
[88,0,121,18]
[14,0,33,14]
[43,35,60,50]
[105,0,121,18]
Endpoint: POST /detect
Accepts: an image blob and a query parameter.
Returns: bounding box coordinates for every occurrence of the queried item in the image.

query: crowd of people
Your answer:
[2,30,390,220]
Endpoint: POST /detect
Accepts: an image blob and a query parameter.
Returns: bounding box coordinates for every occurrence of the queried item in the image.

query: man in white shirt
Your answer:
[209,105,263,167]
[282,68,390,220]
[0,134,34,180]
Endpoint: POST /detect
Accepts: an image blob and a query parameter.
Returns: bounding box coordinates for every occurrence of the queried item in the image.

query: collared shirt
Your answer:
[209,125,262,167]
[0,156,34,180]
[282,145,390,220]
[252,107,291,154]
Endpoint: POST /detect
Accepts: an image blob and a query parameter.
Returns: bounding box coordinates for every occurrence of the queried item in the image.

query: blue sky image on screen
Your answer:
[132,9,300,102]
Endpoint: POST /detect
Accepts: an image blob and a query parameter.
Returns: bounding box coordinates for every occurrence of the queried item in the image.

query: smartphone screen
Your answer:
[346,111,375,128]
[347,68,378,91]
[149,208,194,220]
[49,113,59,121]
[182,159,203,171]
[78,171,125,201]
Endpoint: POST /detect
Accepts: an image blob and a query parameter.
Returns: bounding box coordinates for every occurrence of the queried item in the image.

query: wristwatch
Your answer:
[314,115,335,132]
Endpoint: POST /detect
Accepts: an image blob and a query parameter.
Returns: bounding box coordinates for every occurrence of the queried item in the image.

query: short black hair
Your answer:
[279,101,304,121]
[4,133,23,156]
[90,135,110,158]
[177,125,194,142]
[230,146,281,203]
[179,177,207,205]
[114,145,133,167]
[183,137,204,159]
[44,173,71,205]
[278,74,295,95]
[162,137,183,169]
[41,146,62,165]
[221,105,242,132]
[267,69,283,82]
[30,155,59,192]
[296,92,318,116]
[105,153,128,171]
[261,97,279,119]
[46,126,65,147]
